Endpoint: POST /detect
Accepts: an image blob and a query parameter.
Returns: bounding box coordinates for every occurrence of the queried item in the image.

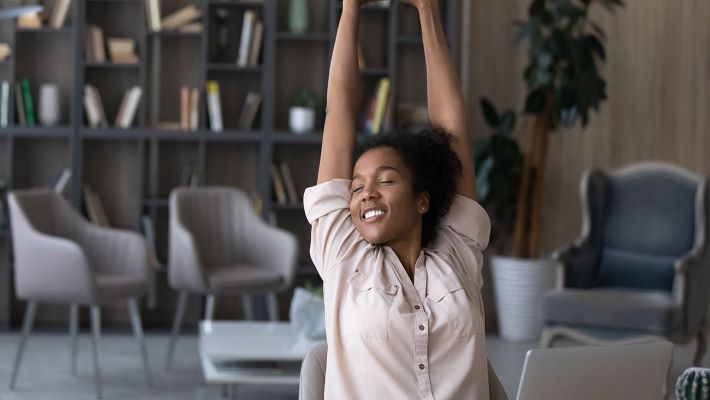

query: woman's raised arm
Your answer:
[317,0,369,184]
[405,0,477,200]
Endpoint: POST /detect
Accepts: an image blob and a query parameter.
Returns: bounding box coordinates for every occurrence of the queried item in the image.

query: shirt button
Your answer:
[419,364,425,370]
[419,325,425,331]
[414,305,420,310]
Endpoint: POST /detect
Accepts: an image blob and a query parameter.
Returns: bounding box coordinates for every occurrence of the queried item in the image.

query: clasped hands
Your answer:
[348,0,435,11]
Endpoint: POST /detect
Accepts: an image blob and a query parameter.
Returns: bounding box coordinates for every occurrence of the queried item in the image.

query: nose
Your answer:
[360,183,379,201]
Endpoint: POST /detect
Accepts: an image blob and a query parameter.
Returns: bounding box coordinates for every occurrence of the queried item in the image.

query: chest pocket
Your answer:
[426,273,484,337]
[340,270,399,339]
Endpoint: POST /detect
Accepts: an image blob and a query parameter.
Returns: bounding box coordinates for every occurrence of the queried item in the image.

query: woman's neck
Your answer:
[387,239,423,280]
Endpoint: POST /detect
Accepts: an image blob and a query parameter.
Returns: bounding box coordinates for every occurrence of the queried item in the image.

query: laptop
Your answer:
[515,341,674,400]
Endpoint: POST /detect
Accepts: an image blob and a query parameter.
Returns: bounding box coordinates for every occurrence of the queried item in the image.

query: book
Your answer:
[140,215,162,271]
[0,43,11,62]
[237,11,256,67]
[357,44,366,71]
[371,78,390,134]
[0,81,8,128]
[119,86,142,128]
[17,13,42,29]
[248,21,264,67]
[279,162,299,204]
[145,0,161,32]
[237,91,262,130]
[179,163,194,186]
[52,168,72,194]
[189,87,200,131]
[178,23,203,33]
[206,81,223,132]
[49,0,72,29]
[180,86,190,130]
[20,79,36,127]
[83,84,108,128]
[108,38,138,64]
[86,24,106,63]
[15,83,25,127]
[162,5,201,31]
[270,164,287,205]
[83,184,109,227]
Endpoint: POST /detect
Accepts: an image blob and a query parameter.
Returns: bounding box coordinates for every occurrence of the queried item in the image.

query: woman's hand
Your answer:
[398,0,433,10]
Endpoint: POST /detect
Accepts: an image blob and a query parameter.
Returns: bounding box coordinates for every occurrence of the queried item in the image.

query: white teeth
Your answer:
[364,210,385,220]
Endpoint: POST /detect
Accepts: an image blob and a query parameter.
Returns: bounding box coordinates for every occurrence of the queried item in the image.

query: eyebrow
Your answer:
[352,165,400,180]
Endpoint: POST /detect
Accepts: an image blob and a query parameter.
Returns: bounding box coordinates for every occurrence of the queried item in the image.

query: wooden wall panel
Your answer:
[466,0,710,255]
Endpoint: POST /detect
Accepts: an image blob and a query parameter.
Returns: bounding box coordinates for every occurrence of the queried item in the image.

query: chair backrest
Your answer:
[298,342,509,400]
[171,186,258,268]
[587,164,703,292]
[9,189,82,241]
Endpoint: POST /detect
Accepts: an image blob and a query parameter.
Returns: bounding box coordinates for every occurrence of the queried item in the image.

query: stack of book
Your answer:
[236,10,264,67]
[49,0,72,28]
[114,86,142,129]
[363,77,392,134]
[107,38,138,64]
[17,12,42,29]
[270,162,299,205]
[206,81,223,132]
[161,4,202,32]
[14,78,37,127]
[83,84,108,128]
[238,91,262,130]
[0,81,9,128]
[0,43,11,62]
[85,24,106,63]
[83,184,109,227]
[180,85,200,131]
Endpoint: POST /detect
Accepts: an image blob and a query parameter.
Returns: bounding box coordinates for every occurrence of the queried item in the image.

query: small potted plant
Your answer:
[289,89,318,134]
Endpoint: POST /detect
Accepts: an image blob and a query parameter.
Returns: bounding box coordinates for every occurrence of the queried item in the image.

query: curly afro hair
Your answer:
[353,124,462,248]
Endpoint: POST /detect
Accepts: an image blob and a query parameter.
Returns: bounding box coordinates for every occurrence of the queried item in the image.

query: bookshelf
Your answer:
[0,0,460,329]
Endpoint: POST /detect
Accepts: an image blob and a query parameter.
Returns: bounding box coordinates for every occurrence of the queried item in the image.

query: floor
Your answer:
[0,331,704,400]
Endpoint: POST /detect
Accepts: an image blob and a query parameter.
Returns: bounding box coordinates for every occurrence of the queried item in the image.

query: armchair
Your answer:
[7,189,152,398]
[541,163,710,367]
[165,186,298,369]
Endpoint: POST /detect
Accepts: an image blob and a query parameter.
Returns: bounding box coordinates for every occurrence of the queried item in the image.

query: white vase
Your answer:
[289,107,315,134]
[38,83,60,127]
[491,255,557,342]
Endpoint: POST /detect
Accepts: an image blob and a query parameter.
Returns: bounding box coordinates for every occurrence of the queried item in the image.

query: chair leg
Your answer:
[166,290,188,370]
[242,294,253,320]
[69,304,79,376]
[90,305,103,399]
[127,298,153,387]
[694,329,708,366]
[205,295,216,321]
[9,301,37,390]
[266,293,279,321]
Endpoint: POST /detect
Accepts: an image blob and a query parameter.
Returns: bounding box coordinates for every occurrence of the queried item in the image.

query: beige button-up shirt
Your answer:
[304,179,492,400]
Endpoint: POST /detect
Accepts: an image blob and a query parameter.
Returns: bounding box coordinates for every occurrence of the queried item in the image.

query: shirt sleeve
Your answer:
[303,179,364,278]
[433,195,491,283]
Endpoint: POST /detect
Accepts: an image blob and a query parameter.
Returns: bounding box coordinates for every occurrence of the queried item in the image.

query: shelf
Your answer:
[84,61,142,69]
[87,0,141,2]
[208,0,266,6]
[143,197,169,208]
[7,126,73,138]
[337,2,391,12]
[398,35,423,45]
[272,203,304,211]
[82,128,203,141]
[16,27,73,34]
[361,67,389,76]
[207,63,262,72]
[148,30,202,38]
[272,132,323,145]
[275,32,330,42]
[204,130,263,142]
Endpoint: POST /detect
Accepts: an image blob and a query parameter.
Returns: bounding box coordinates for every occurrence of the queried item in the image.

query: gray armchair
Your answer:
[298,342,509,400]
[8,189,152,398]
[165,186,298,369]
[541,163,710,366]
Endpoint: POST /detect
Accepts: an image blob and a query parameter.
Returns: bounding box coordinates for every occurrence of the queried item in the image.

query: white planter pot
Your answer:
[289,107,315,134]
[491,255,557,342]
[38,83,60,127]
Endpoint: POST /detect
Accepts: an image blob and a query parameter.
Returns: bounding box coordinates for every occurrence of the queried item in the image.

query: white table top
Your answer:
[198,320,324,385]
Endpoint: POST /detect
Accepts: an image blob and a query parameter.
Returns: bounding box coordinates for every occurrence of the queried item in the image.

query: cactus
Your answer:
[676,368,710,400]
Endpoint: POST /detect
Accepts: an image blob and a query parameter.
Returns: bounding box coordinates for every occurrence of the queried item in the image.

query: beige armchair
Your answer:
[165,186,298,369]
[7,189,152,399]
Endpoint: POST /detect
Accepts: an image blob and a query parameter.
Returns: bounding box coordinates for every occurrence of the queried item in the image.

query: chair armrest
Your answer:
[80,224,149,282]
[551,237,599,289]
[246,221,299,292]
[168,215,207,293]
[13,229,97,304]
[673,246,710,335]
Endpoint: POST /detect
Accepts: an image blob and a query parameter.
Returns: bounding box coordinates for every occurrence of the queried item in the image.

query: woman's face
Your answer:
[350,147,429,246]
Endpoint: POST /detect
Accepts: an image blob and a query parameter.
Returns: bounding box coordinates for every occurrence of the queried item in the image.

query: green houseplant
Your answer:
[489,0,623,341]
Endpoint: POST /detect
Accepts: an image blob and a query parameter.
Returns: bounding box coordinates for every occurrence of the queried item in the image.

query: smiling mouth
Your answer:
[363,209,387,222]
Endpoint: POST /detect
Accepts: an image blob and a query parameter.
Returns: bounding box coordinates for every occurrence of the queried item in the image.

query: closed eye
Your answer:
[352,187,363,194]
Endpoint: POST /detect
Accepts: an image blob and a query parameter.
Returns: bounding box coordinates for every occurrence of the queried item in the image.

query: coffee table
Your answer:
[199,321,322,387]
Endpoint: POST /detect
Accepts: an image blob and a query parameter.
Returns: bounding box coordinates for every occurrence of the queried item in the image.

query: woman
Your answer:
[303,0,491,398]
